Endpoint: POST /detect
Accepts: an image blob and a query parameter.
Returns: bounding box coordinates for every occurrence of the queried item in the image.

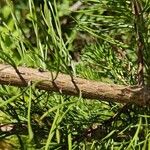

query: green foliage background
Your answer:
[0,0,150,149]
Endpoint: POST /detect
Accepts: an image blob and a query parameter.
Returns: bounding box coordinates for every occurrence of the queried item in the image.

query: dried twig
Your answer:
[69,1,82,12]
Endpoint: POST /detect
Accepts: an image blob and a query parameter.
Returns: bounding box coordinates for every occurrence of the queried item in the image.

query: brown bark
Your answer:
[0,64,149,105]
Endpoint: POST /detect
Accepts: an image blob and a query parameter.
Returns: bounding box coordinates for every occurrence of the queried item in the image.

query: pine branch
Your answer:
[0,64,149,105]
[132,0,145,86]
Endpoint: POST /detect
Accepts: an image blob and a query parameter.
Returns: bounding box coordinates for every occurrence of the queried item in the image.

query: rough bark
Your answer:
[0,64,149,105]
